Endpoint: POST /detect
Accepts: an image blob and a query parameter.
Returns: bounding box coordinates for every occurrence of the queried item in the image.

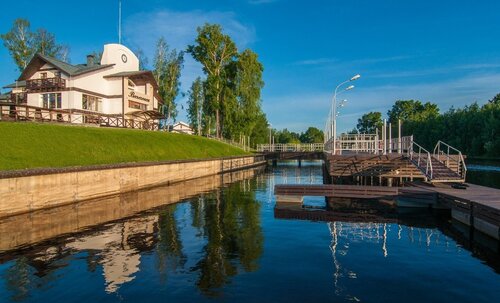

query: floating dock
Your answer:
[275,182,500,240]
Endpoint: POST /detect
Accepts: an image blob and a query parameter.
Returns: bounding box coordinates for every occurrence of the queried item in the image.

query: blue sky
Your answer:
[1,0,500,132]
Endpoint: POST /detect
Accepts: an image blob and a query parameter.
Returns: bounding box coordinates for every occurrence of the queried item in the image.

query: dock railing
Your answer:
[408,140,433,180]
[433,140,467,180]
[324,134,413,155]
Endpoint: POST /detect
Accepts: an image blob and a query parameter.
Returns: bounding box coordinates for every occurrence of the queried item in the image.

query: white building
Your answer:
[171,121,194,135]
[2,44,164,129]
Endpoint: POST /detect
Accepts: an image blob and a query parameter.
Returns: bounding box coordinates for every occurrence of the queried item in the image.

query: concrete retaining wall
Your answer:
[0,155,265,217]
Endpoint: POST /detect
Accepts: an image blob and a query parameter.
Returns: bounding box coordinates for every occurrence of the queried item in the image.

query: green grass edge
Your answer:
[0,122,252,171]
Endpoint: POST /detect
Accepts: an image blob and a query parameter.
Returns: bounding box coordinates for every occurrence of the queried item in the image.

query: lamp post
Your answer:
[268,123,272,151]
[330,74,360,154]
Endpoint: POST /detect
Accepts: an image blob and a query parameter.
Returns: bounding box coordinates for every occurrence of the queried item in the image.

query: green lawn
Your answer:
[0,122,250,171]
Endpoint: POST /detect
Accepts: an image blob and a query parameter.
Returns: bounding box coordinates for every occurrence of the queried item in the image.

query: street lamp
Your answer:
[268,123,272,148]
[329,74,361,154]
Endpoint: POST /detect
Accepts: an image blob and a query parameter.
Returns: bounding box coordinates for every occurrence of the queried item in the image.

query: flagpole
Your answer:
[118,0,122,44]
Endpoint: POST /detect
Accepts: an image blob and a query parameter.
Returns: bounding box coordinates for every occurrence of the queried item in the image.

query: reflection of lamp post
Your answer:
[330,74,360,154]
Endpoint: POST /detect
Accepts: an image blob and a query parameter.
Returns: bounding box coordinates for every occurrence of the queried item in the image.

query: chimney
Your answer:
[87,54,95,67]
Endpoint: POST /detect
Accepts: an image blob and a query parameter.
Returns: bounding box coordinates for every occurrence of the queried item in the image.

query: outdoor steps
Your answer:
[414,156,463,182]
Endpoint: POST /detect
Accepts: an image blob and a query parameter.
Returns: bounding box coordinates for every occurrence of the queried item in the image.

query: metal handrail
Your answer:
[408,140,433,180]
[433,140,467,179]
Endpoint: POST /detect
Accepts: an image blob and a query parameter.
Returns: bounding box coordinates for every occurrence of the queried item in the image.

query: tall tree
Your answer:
[33,28,69,59]
[1,18,69,71]
[235,49,264,139]
[357,111,383,133]
[134,48,149,71]
[188,23,238,138]
[1,19,36,71]
[489,93,500,104]
[387,99,439,123]
[187,77,205,135]
[153,37,184,127]
[300,127,324,143]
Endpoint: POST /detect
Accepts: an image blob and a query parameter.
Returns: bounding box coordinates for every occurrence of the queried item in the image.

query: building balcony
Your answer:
[26,77,66,92]
[10,92,27,104]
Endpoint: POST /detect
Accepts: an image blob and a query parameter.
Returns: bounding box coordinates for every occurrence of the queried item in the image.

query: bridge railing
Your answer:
[257,143,324,152]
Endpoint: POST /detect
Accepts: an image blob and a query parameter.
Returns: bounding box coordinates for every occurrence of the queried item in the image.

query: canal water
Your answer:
[0,161,499,302]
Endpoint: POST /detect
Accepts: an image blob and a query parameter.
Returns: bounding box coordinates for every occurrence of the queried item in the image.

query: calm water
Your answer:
[0,161,499,302]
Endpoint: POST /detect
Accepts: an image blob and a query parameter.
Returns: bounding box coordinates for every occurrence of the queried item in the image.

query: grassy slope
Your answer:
[0,122,249,171]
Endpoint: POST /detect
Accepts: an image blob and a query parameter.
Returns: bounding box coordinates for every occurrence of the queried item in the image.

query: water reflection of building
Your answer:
[66,215,158,293]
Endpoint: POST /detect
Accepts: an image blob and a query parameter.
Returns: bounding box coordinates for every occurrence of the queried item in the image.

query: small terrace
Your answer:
[26,77,66,92]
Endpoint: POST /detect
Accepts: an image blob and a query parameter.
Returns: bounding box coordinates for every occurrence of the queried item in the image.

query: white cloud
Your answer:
[123,9,255,122]
[293,58,338,66]
[263,72,500,133]
[124,10,255,54]
[293,55,413,68]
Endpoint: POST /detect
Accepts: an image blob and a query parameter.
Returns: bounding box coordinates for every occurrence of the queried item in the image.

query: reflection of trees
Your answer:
[192,181,263,297]
[4,258,32,302]
[156,204,186,282]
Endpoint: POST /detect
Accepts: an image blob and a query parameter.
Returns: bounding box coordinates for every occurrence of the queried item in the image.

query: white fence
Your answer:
[256,143,324,152]
[324,134,413,155]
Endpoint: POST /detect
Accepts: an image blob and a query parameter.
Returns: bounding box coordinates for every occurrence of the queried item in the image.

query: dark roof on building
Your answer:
[3,80,26,89]
[104,71,152,78]
[104,70,159,90]
[18,54,114,81]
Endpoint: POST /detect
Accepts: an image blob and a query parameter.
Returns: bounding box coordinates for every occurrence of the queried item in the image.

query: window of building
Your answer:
[128,101,147,111]
[55,71,61,78]
[40,72,47,79]
[128,79,137,91]
[82,94,102,112]
[41,93,62,109]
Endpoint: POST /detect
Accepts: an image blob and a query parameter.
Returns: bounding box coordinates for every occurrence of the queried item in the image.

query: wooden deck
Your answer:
[275,184,435,200]
[274,182,500,240]
[408,182,500,239]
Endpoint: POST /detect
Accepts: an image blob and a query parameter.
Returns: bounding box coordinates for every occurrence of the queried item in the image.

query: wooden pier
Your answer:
[274,182,500,240]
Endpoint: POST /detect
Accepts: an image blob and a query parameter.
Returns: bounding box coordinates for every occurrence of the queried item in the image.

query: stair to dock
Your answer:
[409,140,466,183]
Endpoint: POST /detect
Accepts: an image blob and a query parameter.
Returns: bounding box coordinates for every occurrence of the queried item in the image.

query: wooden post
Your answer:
[383,119,387,155]
[388,122,392,153]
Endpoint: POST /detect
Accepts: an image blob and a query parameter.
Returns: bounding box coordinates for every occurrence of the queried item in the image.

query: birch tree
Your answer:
[187,77,205,135]
[188,23,237,138]
[1,18,69,71]
[153,37,184,128]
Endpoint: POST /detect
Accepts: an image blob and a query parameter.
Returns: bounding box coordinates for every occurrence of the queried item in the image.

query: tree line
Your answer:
[353,95,500,157]
[272,127,324,144]
[2,19,270,146]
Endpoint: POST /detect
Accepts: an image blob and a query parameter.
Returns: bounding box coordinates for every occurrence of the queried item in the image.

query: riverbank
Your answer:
[0,154,266,217]
[0,122,249,171]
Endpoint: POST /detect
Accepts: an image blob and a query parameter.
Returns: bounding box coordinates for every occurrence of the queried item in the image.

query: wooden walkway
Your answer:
[407,182,500,239]
[274,183,500,240]
[275,184,435,200]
